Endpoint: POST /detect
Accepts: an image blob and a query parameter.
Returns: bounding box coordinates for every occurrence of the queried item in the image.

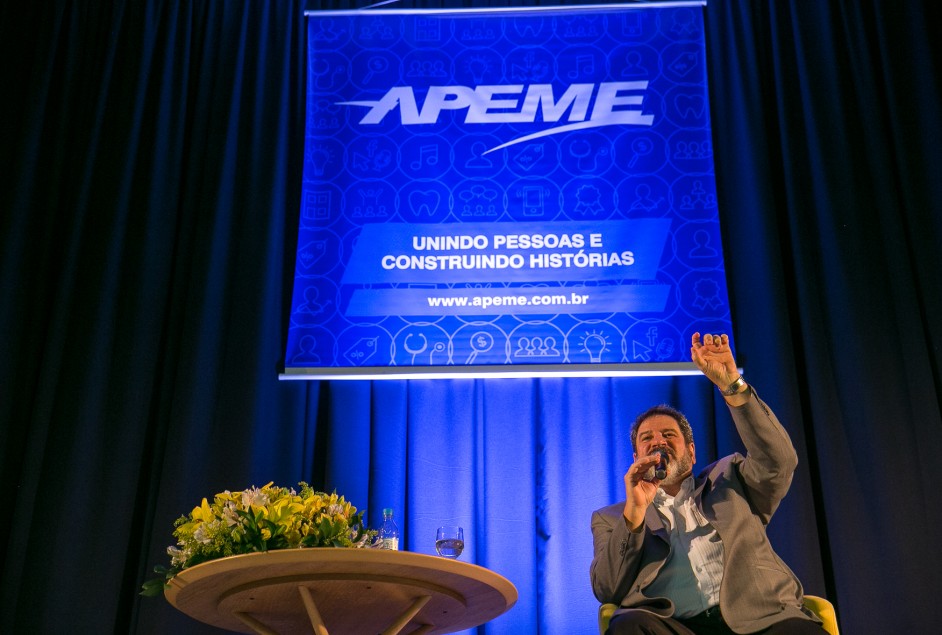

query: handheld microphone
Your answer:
[654,449,668,480]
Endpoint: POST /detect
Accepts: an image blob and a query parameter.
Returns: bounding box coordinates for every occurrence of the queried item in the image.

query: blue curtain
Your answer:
[2,1,941,632]
[317,377,736,634]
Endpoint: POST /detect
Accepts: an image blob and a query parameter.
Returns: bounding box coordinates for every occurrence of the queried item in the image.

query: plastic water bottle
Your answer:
[380,508,399,550]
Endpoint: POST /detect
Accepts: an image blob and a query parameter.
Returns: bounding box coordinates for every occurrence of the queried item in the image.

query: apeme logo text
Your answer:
[338,81,654,153]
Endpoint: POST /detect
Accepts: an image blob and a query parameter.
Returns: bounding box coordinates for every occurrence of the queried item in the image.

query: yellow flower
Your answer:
[150,481,378,593]
[191,498,214,523]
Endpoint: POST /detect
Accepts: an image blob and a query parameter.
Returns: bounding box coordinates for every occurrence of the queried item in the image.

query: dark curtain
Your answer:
[705,1,942,631]
[1,1,940,633]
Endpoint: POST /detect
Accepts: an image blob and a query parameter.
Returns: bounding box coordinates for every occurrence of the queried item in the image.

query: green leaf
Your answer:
[140,577,167,597]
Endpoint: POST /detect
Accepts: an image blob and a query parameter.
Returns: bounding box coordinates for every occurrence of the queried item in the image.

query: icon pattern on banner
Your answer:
[286,5,734,372]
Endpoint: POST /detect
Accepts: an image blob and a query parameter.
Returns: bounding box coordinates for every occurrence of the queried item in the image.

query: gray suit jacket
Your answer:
[590,391,820,633]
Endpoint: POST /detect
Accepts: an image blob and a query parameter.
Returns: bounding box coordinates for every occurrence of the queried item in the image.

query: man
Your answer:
[590,332,827,634]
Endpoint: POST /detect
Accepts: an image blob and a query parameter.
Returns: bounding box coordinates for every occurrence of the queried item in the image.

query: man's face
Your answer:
[634,414,696,486]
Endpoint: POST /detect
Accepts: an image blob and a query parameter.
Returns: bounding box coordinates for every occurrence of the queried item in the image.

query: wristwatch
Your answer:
[721,375,747,396]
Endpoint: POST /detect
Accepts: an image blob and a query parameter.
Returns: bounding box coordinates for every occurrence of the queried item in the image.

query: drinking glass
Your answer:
[435,526,464,559]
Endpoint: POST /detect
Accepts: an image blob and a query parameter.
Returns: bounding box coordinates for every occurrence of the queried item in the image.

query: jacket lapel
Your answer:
[645,505,670,543]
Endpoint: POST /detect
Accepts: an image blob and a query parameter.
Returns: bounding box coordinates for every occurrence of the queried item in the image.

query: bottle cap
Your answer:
[383,507,393,515]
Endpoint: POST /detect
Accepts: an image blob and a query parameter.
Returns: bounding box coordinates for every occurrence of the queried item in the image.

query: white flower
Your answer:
[223,501,239,527]
[193,524,211,544]
[242,487,270,508]
[167,546,187,567]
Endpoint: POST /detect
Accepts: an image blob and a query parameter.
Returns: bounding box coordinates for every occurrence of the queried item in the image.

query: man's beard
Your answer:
[659,447,693,488]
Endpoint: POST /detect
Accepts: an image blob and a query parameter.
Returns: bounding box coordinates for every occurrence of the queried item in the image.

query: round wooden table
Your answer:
[164,548,518,635]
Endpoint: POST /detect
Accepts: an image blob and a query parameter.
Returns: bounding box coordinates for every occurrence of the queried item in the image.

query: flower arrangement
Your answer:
[141,482,376,597]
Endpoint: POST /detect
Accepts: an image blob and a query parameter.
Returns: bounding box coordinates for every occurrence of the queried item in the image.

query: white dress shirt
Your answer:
[642,475,725,618]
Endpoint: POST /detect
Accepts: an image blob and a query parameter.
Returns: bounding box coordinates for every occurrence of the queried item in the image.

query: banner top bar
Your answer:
[305,2,705,17]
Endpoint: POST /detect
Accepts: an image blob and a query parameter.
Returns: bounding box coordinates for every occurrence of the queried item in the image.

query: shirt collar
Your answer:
[654,475,694,506]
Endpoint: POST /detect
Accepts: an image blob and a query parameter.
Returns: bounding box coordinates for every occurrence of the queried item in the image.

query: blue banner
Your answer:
[283,3,733,378]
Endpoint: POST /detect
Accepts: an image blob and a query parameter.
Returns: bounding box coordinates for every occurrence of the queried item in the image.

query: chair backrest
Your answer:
[803,595,839,635]
[598,596,839,634]
[597,603,617,634]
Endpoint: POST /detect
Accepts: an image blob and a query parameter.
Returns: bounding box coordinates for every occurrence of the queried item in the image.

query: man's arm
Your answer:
[589,504,644,604]
[690,332,798,521]
[728,390,798,522]
[591,430,670,602]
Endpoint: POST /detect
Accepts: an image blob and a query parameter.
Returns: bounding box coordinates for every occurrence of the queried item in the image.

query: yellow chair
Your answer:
[802,595,840,635]
[598,595,839,634]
